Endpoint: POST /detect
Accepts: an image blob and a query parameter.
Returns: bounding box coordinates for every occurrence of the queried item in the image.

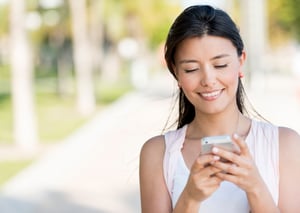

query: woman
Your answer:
[139,5,300,213]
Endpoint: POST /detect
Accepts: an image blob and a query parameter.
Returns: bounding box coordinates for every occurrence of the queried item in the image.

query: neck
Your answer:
[187,108,242,139]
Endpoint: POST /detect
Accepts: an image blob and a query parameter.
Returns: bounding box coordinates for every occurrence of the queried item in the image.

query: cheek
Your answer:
[222,63,240,81]
[226,72,238,84]
[179,75,200,91]
[224,67,239,90]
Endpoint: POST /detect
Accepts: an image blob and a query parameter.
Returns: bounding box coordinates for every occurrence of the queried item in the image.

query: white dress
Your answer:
[163,120,279,212]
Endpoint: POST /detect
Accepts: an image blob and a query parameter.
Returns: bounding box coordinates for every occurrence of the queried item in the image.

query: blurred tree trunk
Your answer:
[240,0,268,89]
[9,0,38,149]
[69,0,95,115]
[90,0,104,76]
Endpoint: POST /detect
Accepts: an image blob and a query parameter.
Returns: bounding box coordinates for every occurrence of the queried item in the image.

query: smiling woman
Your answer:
[139,4,300,213]
[173,36,244,115]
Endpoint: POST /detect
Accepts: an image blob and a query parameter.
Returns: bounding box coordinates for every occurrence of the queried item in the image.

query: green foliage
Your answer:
[0,65,11,79]
[139,1,180,48]
[0,91,12,143]
[103,0,181,48]
[0,4,8,35]
[268,0,300,43]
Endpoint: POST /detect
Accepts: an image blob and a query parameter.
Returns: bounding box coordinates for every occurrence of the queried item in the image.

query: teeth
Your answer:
[201,90,221,97]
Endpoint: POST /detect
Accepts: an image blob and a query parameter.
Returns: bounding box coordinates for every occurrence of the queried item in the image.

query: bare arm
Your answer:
[139,136,172,213]
[278,127,300,212]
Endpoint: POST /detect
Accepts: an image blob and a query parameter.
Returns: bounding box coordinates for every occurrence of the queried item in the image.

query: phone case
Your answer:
[200,135,234,155]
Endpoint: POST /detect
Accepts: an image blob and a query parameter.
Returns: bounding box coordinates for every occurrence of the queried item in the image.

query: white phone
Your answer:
[200,135,239,155]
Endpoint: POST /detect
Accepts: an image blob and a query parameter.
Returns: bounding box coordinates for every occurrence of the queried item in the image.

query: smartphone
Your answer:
[200,135,239,155]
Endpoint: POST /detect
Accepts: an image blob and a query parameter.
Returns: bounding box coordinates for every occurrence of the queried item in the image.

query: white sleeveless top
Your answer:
[163,120,279,212]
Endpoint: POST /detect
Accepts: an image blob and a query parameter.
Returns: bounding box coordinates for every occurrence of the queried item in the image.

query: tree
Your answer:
[89,0,104,76]
[267,0,300,44]
[9,0,38,149]
[68,0,95,116]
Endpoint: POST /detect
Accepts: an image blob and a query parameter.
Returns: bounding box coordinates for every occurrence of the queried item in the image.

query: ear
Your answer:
[239,50,246,66]
[238,51,246,77]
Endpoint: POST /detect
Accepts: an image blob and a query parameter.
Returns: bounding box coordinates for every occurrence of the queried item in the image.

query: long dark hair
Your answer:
[164,5,248,129]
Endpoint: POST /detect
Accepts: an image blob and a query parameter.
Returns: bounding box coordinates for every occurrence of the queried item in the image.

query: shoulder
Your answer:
[140,126,183,158]
[140,135,165,160]
[140,135,166,174]
[278,127,300,153]
[278,127,300,174]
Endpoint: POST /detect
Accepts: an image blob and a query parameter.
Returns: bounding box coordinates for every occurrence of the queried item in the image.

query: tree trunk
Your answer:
[240,0,268,89]
[68,0,96,116]
[9,0,38,149]
[89,0,104,75]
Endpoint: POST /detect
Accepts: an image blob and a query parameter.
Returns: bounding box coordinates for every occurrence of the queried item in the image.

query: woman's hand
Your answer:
[211,134,265,194]
[174,154,223,212]
[181,154,223,202]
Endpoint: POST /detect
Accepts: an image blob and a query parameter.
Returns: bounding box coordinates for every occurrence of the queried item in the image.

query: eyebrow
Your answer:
[178,59,198,64]
[178,54,230,64]
[210,54,230,60]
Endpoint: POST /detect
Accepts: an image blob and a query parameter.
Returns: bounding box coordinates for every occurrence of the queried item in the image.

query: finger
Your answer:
[191,154,220,173]
[203,175,223,187]
[212,161,240,175]
[215,171,237,182]
[214,170,245,186]
[200,165,223,177]
[231,133,250,156]
[211,146,240,165]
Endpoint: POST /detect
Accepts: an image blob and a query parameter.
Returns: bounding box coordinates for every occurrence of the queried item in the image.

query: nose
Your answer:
[200,66,217,87]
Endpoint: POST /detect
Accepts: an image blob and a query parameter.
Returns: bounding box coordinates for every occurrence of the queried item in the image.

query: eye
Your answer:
[184,68,198,73]
[215,64,227,69]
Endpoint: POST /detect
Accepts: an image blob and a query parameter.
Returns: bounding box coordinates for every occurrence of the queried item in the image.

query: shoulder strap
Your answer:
[247,120,279,204]
[163,125,187,197]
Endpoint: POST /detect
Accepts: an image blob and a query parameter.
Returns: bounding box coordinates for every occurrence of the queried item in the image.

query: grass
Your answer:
[36,93,90,143]
[0,77,133,187]
[0,79,133,144]
[96,81,133,104]
[0,160,33,188]
[0,93,13,144]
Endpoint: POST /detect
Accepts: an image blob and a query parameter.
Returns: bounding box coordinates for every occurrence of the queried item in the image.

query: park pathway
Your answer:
[0,72,177,213]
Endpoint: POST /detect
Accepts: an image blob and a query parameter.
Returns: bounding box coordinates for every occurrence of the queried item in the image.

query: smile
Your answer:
[199,90,222,100]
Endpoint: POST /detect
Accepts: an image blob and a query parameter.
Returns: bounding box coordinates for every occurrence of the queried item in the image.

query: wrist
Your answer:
[174,190,201,212]
[246,182,279,213]
[247,179,269,198]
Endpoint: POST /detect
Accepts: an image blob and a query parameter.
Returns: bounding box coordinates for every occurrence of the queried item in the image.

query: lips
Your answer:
[199,89,222,101]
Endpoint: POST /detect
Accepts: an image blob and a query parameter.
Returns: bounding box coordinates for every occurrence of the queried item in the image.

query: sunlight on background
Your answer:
[0,0,299,212]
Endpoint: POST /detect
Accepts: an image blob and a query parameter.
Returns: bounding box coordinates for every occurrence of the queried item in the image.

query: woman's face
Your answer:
[173,35,245,115]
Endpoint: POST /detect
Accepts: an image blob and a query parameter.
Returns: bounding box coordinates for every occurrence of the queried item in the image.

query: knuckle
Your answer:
[230,154,238,162]
[227,165,236,173]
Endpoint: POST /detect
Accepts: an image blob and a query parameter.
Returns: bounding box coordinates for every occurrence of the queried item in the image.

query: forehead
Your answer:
[174,36,237,61]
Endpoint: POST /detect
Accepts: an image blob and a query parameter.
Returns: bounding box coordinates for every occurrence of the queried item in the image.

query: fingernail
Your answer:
[213,155,220,161]
[233,133,239,139]
[212,147,219,153]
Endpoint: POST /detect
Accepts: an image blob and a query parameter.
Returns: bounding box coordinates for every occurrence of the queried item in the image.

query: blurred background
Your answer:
[0,0,299,212]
